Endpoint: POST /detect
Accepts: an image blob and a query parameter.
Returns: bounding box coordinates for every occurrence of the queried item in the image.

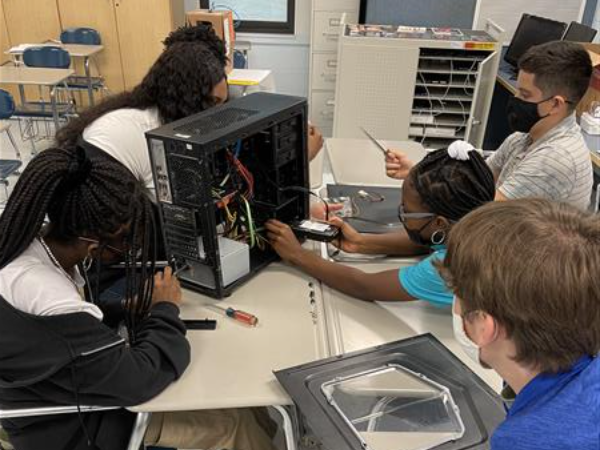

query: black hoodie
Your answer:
[0,295,191,450]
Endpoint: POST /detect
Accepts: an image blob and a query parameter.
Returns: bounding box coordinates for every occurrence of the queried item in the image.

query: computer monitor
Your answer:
[563,21,598,43]
[504,14,568,67]
[359,0,478,29]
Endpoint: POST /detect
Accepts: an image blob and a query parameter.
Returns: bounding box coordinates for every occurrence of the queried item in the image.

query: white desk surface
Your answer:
[133,262,328,413]
[321,259,503,393]
[326,138,426,187]
[6,43,103,58]
[0,65,74,86]
[228,69,272,86]
[56,43,104,58]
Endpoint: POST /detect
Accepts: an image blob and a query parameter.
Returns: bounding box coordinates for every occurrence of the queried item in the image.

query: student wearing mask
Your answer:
[0,147,275,450]
[386,41,593,209]
[266,143,495,305]
[438,199,600,450]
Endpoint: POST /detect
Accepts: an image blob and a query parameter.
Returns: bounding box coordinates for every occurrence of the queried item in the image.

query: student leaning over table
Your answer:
[266,141,495,306]
[0,146,276,450]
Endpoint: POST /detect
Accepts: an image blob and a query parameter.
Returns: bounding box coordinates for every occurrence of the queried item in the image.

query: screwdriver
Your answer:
[206,304,259,327]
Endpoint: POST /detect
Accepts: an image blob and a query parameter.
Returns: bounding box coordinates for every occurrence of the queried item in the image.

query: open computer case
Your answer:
[146,92,310,298]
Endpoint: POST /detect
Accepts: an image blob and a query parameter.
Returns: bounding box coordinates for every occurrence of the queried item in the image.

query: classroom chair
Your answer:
[0,90,22,161]
[60,27,102,46]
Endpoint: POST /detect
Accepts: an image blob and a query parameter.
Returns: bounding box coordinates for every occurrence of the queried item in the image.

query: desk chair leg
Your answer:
[84,57,95,106]
[50,87,60,132]
[273,406,297,450]
[0,181,9,205]
[5,128,22,162]
[127,412,151,450]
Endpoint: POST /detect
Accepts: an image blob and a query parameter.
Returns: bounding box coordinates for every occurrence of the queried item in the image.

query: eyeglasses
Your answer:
[397,190,436,224]
[78,237,130,257]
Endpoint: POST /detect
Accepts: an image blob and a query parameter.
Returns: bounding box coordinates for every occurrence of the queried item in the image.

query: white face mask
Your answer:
[452,306,482,366]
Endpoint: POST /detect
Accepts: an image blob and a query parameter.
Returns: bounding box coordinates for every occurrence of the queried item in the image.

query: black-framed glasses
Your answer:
[397,190,436,224]
[78,237,131,257]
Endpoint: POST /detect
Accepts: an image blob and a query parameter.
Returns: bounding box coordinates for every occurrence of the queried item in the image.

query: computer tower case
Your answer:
[146,92,309,298]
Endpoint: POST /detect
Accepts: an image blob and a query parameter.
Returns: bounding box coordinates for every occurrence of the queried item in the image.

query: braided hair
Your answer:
[0,147,156,342]
[409,148,496,222]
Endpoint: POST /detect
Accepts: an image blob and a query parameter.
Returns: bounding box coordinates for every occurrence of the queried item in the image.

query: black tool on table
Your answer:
[183,319,217,330]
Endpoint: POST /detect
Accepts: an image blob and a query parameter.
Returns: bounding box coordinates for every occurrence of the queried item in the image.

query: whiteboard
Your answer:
[475,0,586,43]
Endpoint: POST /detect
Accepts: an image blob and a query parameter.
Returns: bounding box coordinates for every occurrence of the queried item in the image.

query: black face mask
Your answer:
[506,96,553,133]
[404,218,435,247]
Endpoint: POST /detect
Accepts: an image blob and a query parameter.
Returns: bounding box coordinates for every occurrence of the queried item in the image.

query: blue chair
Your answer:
[22,46,71,69]
[59,28,107,105]
[0,90,22,161]
[0,159,22,205]
[233,49,248,69]
[60,27,102,46]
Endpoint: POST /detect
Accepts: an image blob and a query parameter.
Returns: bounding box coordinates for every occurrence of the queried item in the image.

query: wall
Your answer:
[184,0,312,97]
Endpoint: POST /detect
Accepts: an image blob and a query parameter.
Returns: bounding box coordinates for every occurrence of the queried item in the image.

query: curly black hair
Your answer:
[164,24,228,66]
[56,25,227,147]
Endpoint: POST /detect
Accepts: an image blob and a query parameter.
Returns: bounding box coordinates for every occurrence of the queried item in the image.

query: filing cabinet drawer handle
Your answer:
[325,100,336,106]
[327,60,338,68]
[321,111,335,118]
[329,18,341,26]
[322,32,340,40]
[321,73,337,82]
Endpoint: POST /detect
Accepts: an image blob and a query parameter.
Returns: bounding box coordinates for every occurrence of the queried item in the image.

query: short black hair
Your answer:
[519,41,592,108]
[409,148,496,222]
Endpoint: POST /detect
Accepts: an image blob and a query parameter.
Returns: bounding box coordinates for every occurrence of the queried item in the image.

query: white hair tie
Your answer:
[448,140,475,161]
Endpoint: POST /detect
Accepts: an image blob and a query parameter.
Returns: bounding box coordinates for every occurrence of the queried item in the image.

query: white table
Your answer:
[228,69,276,97]
[325,138,426,187]
[133,263,327,413]
[129,261,326,450]
[7,43,104,106]
[0,65,74,129]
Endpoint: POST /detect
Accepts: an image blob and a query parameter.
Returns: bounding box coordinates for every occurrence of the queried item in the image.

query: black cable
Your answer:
[280,186,330,221]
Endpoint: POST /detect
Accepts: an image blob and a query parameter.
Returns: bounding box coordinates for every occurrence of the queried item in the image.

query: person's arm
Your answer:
[385,149,415,180]
[496,145,576,204]
[266,220,416,302]
[308,124,324,162]
[486,134,518,186]
[59,268,190,407]
[329,217,428,256]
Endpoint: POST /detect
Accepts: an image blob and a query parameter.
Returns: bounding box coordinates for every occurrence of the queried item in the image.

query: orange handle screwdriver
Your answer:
[209,304,258,326]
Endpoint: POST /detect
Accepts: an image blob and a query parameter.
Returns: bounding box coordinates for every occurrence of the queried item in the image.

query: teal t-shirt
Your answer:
[398,245,452,306]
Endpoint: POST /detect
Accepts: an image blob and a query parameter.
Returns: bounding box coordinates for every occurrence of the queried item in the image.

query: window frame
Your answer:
[199,0,296,35]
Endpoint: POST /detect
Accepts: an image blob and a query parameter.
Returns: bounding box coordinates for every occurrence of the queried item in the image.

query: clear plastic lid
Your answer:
[322,364,465,450]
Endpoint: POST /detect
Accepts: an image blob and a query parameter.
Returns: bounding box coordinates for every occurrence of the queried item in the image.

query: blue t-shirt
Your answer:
[492,355,600,450]
[398,245,451,306]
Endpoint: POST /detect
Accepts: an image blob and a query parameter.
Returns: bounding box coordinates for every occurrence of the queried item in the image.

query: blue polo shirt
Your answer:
[492,355,600,450]
[398,245,452,306]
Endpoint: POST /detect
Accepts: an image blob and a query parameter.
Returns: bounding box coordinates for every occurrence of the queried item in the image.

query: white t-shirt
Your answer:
[82,107,162,199]
[0,239,103,319]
